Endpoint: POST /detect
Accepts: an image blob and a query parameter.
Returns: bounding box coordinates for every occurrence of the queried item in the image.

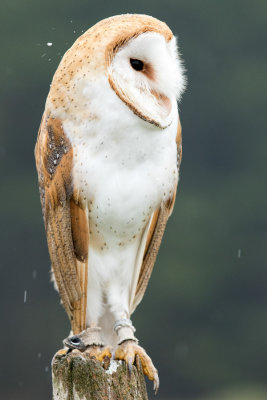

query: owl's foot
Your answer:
[115,340,159,393]
[85,345,112,368]
[54,346,112,369]
[63,327,112,368]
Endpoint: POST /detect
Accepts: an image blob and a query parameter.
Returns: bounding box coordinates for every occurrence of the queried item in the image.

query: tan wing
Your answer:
[35,115,89,334]
[132,121,182,311]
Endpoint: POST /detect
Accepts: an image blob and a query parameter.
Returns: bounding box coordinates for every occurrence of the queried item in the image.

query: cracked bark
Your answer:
[52,350,149,400]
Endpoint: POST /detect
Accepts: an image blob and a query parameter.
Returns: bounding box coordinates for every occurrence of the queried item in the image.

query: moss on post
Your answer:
[52,350,148,400]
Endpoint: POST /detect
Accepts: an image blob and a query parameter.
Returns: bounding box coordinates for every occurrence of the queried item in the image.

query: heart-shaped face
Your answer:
[108,32,186,129]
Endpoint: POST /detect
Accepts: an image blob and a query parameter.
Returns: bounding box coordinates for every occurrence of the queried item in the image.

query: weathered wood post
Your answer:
[52,350,149,400]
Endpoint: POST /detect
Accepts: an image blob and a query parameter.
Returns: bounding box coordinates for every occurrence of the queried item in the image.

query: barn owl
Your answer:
[35,14,185,391]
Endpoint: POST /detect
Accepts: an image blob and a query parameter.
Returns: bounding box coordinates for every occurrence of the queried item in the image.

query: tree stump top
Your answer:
[52,350,149,400]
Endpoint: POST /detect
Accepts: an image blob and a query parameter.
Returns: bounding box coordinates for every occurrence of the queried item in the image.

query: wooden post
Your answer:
[52,350,149,400]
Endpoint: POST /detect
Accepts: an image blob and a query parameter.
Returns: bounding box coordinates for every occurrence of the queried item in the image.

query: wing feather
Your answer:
[35,115,88,334]
[70,199,89,333]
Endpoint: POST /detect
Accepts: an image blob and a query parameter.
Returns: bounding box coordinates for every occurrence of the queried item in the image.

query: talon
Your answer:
[127,356,133,376]
[153,374,160,394]
[97,345,112,363]
[85,345,112,365]
[103,355,111,370]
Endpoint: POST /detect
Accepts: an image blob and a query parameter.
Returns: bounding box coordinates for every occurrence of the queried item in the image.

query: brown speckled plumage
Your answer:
[35,116,88,333]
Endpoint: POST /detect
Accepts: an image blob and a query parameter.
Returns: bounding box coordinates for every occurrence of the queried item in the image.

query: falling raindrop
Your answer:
[47,42,53,47]
[37,352,42,359]
[32,270,37,280]
[237,249,241,258]
[24,290,27,303]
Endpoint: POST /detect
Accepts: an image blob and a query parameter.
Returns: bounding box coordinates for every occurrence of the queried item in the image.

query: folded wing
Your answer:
[35,115,89,334]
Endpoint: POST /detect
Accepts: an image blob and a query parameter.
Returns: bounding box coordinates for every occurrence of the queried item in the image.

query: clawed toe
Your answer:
[85,345,112,364]
[153,372,160,393]
[57,345,113,369]
[115,340,159,393]
[127,356,134,375]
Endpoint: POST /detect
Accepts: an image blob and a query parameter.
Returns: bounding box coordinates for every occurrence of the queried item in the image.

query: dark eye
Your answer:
[130,58,144,71]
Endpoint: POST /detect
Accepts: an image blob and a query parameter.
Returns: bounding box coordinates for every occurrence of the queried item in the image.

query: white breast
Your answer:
[62,77,178,324]
[64,77,178,243]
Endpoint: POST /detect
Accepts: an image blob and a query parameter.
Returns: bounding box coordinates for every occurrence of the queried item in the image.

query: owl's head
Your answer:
[49,14,186,128]
[108,29,185,128]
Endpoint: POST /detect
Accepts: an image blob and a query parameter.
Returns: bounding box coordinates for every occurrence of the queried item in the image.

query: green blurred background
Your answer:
[0,1,266,399]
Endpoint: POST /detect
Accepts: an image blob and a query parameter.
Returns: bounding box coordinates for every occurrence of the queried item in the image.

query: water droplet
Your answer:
[46,42,53,47]
[24,290,27,303]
